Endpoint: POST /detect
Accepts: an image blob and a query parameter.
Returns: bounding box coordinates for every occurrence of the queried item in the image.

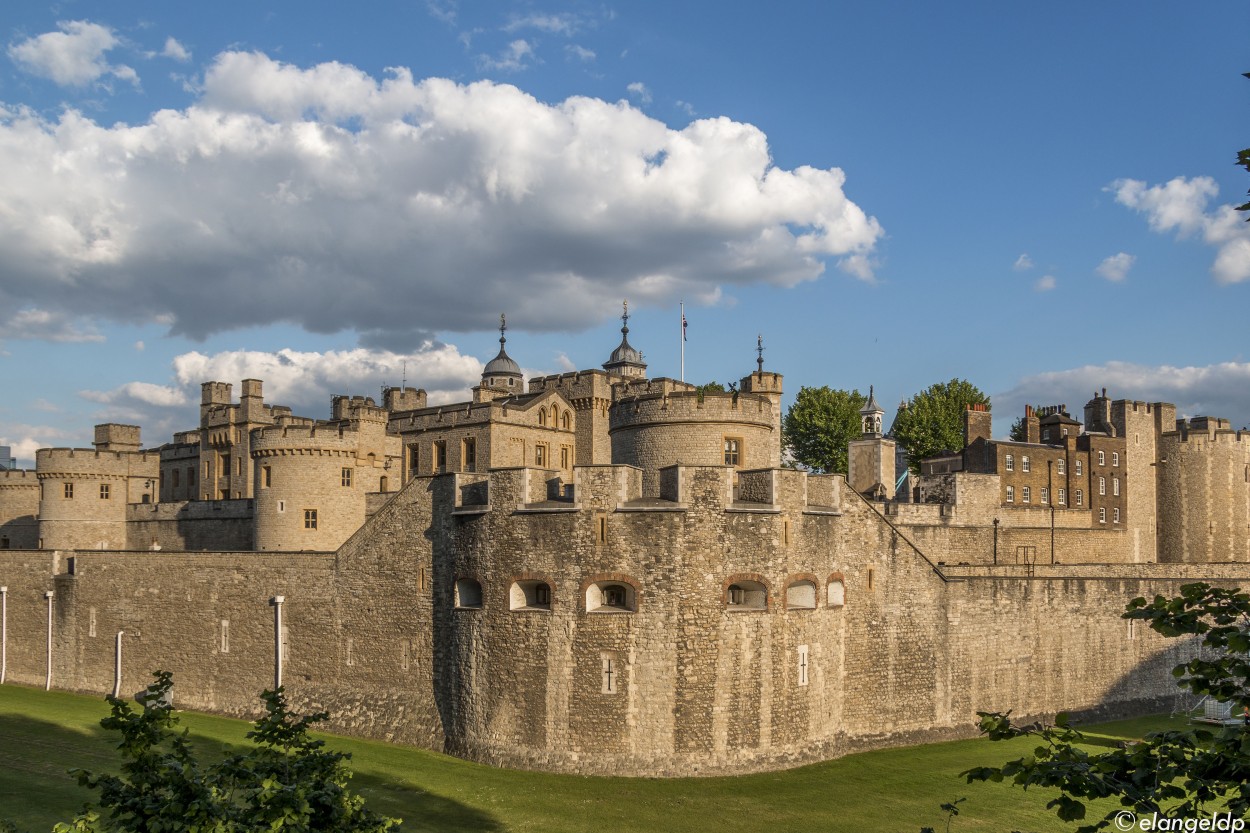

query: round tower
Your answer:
[251,424,368,552]
[481,314,524,392]
[36,437,159,550]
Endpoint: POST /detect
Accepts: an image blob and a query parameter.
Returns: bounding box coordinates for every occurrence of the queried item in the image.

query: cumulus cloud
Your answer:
[0,51,883,347]
[1013,253,1033,271]
[566,44,595,62]
[7,20,137,87]
[1096,252,1134,282]
[0,423,74,465]
[161,37,190,62]
[2,308,104,342]
[995,360,1250,435]
[80,381,189,408]
[1110,176,1250,285]
[1034,275,1056,291]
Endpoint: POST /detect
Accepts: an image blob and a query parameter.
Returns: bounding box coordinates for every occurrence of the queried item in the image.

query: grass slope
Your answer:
[0,683,1185,832]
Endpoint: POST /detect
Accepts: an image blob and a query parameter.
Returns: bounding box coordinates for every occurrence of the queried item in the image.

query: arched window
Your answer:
[561,411,571,430]
[585,580,636,613]
[510,580,553,611]
[538,409,548,426]
[827,574,846,608]
[785,579,817,610]
[454,577,483,609]
[725,580,767,610]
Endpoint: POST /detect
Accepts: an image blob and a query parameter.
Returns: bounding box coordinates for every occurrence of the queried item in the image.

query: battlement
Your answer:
[612,376,697,400]
[1161,425,1248,445]
[610,387,777,431]
[739,370,784,396]
[0,469,38,484]
[251,423,368,454]
[383,386,427,412]
[331,394,388,424]
[36,447,160,472]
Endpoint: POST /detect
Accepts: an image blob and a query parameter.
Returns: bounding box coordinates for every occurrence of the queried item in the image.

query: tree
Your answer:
[964,582,1250,832]
[56,671,399,833]
[890,379,989,471]
[1008,405,1041,442]
[781,386,867,474]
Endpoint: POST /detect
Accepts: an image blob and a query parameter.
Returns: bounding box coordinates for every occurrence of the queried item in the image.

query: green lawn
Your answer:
[0,682,1188,832]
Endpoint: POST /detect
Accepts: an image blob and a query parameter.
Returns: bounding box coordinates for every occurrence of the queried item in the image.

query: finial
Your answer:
[756,334,764,373]
[869,384,874,399]
[499,313,507,346]
[621,300,629,334]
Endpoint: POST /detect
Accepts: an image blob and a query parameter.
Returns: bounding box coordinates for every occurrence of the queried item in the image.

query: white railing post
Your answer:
[271,596,285,690]
[44,590,54,691]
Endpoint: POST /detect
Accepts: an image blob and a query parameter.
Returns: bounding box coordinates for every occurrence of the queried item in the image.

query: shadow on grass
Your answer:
[0,712,501,833]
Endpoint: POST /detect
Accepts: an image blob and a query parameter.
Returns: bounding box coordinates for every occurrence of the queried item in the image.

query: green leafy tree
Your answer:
[890,379,989,472]
[56,671,399,833]
[781,386,867,474]
[964,583,1250,832]
[694,381,726,394]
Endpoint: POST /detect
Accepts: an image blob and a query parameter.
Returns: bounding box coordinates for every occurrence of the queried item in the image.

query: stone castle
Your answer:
[1,309,1248,776]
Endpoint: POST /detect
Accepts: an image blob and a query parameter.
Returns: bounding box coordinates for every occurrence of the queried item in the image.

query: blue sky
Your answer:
[1,1,1248,465]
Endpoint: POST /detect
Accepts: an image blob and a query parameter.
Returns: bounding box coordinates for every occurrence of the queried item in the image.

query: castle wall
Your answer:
[1114,400,1173,563]
[125,499,255,551]
[1157,427,1250,563]
[0,469,40,549]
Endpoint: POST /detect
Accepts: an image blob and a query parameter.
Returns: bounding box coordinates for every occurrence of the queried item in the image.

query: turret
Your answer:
[602,301,647,380]
[480,314,524,394]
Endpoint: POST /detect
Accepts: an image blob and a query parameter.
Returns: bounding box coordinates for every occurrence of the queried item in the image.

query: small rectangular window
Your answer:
[99,483,110,500]
[341,467,352,487]
[462,438,476,471]
[220,619,230,653]
[1098,450,1105,466]
[1022,456,1030,473]
[1113,507,1121,523]
[64,482,74,499]
[561,446,570,469]
[172,469,180,488]
[1112,452,1119,467]
[724,437,742,467]
[1005,454,1014,472]
[434,441,447,472]
[304,509,318,529]
[1076,489,1083,507]
[189,467,197,487]
[1075,459,1083,475]
[1099,507,1106,524]
[1058,488,1066,505]
[596,514,607,544]
[1022,486,1031,504]
[263,466,272,488]
[1006,485,1015,503]
[1113,477,1120,497]
[1099,477,1106,496]
[1040,487,1048,504]
[1057,458,1065,475]
[89,607,97,638]
[535,445,546,467]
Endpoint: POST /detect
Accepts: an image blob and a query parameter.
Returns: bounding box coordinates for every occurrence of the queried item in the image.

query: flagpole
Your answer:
[680,301,685,382]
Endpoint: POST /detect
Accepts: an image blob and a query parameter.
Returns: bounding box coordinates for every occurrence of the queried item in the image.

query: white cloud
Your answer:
[162,37,190,62]
[675,100,697,117]
[134,340,145,351]
[1110,176,1250,285]
[2,308,104,342]
[1013,253,1033,271]
[504,13,579,35]
[426,0,458,25]
[81,381,189,408]
[479,39,535,72]
[566,44,595,62]
[0,51,883,348]
[1034,275,1056,292]
[626,81,652,106]
[996,360,1250,433]
[7,20,137,87]
[0,423,73,464]
[1096,252,1135,282]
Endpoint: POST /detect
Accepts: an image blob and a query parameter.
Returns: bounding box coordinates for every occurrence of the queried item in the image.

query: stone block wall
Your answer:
[0,470,40,550]
[1158,428,1250,563]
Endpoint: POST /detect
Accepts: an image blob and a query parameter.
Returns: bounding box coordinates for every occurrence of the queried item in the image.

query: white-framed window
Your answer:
[1042,428,1050,441]
[1022,486,1031,504]
[1075,459,1083,475]
[1075,489,1083,507]
[1113,452,1120,467]
[1058,488,1066,505]
[1057,458,1065,475]
[1040,487,1049,504]
[1098,450,1105,466]
[1113,477,1120,497]
[1099,477,1106,496]
[1022,456,1031,473]
[1113,508,1121,523]
[1005,454,1014,472]
[1006,485,1015,503]
[724,437,742,467]
[341,467,352,487]
[1099,507,1107,524]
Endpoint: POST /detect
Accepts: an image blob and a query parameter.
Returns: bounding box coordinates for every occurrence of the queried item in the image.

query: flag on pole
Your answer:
[682,312,687,341]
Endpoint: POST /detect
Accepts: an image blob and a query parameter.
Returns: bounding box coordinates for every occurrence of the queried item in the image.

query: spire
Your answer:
[756,334,765,373]
[604,299,647,378]
[482,312,522,388]
[499,313,508,348]
[860,385,884,435]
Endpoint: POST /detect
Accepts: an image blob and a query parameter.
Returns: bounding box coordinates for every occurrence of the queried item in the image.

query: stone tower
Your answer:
[848,386,896,500]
